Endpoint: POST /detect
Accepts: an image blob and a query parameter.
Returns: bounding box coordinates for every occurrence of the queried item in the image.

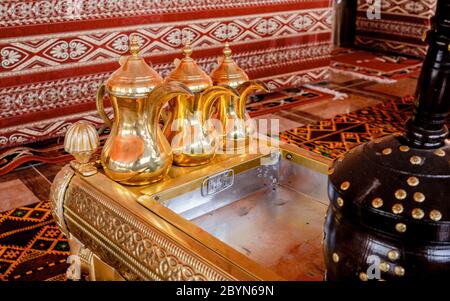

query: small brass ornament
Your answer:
[64,121,100,177]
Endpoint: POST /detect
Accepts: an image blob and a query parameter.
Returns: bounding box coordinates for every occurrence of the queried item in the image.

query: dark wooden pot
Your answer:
[323,0,450,281]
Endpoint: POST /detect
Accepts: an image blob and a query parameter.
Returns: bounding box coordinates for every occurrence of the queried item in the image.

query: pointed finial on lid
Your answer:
[209,41,249,88]
[182,39,193,59]
[130,34,140,56]
[223,42,232,61]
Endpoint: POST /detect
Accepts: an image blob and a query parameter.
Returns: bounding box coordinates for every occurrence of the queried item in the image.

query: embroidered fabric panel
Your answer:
[355,0,436,58]
[0,0,334,149]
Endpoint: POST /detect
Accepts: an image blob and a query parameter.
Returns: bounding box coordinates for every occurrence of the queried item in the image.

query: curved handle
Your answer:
[236,80,269,119]
[199,85,240,126]
[96,84,113,127]
[145,82,194,140]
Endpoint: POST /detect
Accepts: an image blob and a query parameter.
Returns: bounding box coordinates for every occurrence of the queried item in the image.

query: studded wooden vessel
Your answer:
[324,0,450,281]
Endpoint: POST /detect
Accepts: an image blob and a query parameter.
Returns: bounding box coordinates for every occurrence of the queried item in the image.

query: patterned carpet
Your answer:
[331,48,422,83]
[247,86,333,117]
[280,95,449,160]
[0,200,70,281]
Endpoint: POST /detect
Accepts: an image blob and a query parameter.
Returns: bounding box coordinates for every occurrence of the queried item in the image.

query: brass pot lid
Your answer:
[164,41,212,93]
[210,42,249,89]
[106,35,162,97]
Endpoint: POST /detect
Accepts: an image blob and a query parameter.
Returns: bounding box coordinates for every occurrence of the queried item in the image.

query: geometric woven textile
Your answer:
[331,48,422,83]
[280,95,450,160]
[0,200,69,281]
[0,0,334,149]
[355,0,436,58]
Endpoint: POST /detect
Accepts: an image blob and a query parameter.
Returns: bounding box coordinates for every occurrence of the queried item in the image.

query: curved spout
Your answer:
[198,85,239,125]
[236,80,269,119]
[146,82,194,140]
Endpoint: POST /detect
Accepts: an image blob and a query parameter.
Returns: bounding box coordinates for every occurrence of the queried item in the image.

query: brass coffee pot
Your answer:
[96,36,193,185]
[163,42,239,166]
[210,43,269,151]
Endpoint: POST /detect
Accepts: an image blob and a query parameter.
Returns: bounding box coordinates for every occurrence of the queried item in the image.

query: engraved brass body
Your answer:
[96,37,193,185]
[210,43,269,151]
[163,43,239,166]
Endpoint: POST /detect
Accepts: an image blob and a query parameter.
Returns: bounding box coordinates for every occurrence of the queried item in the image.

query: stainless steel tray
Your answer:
[137,147,329,280]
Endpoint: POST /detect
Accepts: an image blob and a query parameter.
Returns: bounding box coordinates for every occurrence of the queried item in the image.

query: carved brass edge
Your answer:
[49,165,75,236]
[64,179,234,281]
[140,152,271,202]
[65,211,150,280]
[280,143,331,174]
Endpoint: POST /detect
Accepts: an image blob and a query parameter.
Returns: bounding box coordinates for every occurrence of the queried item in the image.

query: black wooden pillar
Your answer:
[406,0,450,148]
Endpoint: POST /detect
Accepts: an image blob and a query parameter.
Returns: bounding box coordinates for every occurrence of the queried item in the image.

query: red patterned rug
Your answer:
[331,48,422,83]
[280,95,450,160]
[247,86,334,117]
[0,200,70,281]
[355,0,435,58]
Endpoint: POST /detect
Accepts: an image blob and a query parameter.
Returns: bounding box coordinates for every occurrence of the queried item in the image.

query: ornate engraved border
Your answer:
[63,177,237,281]
[49,165,75,236]
[0,9,332,76]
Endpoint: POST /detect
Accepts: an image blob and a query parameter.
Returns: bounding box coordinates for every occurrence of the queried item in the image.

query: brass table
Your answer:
[50,143,330,280]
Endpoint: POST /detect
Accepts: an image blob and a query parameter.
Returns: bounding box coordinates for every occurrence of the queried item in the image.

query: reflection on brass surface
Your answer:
[163,42,239,166]
[99,36,162,105]
[164,41,213,93]
[218,80,268,151]
[210,43,269,151]
[96,36,194,185]
[100,82,193,185]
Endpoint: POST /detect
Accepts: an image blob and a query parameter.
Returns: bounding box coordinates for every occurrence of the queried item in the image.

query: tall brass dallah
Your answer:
[96,36,193,185]
[163,42,239,166]
[210,43,269,151]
